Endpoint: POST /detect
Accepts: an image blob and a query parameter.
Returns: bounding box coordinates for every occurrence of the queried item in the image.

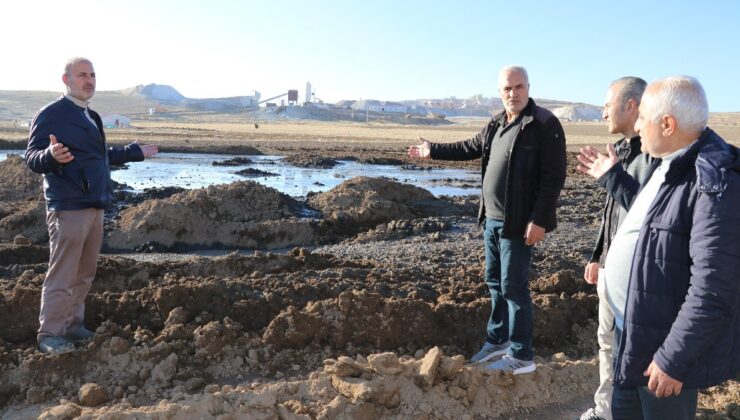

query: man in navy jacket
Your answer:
[578,76,739,419]
[25,57,158,354]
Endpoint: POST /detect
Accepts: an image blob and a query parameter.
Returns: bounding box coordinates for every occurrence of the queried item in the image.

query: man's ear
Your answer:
[62,73,69,86]
[661,114,676,136]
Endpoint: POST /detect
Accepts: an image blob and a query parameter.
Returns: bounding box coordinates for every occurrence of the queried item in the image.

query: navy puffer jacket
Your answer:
[609,128,740,388]
[25,96,144,210]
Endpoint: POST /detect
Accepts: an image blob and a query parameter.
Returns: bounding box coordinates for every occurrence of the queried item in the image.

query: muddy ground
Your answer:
[0,133,737,419]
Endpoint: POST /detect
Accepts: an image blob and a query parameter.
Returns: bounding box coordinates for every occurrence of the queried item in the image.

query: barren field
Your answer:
[0,116,738,419]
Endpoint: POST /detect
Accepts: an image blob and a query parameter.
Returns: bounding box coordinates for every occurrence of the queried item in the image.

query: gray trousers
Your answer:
[594,268,615,420]
[38,208,104,340]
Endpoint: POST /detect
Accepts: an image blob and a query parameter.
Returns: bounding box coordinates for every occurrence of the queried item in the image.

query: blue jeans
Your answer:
[612,327,698,420]
[483,218,534,360]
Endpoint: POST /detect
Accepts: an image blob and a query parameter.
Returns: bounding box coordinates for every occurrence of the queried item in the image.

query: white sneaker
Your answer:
[484,354,536,375]
[579,408,606,420]
[469,341,510,364]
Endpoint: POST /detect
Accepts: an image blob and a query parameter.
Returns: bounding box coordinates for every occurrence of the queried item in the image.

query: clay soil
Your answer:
[0,118,738,419]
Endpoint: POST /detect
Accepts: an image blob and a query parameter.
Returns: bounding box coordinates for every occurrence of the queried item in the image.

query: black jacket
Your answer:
[590,136,653,264]
[430,99,566,238]
[25,96,144,210]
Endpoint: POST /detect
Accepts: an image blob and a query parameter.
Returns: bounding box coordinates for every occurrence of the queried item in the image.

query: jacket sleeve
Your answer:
[653,178,740,382]
[530,116,566,227]
[429,123,488,161]
[108,143,145,166]
[597,161,648,211]
[25,110,61,174]
[589,205,607,263]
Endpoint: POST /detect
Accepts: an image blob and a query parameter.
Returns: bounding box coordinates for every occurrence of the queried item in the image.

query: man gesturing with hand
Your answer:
[25,57,158,354]
[408,65,566,374]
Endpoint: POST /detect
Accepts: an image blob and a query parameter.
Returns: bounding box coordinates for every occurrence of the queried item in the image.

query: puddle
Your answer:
[1,150,479,197]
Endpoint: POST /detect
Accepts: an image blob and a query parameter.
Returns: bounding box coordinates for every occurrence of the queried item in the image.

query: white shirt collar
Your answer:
[64,94,90,109]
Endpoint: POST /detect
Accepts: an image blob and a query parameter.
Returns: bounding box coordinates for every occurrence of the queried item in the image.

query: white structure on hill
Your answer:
[551,105,602,121]
[367,101,407,113]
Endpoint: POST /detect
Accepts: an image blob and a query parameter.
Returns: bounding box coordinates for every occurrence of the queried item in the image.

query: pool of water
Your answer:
[1,150,480,197]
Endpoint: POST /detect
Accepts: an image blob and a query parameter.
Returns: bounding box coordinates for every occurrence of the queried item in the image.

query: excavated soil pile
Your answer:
[106,177,469,251]
[283,154,339,168]
[308,176,469,235]
[0,154,46,244]
[33,348,599,419]
[106,181,317,251]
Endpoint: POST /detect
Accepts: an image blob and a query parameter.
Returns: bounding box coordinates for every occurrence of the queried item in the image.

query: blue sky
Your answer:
[2,0,738,111]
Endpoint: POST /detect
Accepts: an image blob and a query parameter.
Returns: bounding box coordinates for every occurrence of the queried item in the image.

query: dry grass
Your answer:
[2,114,739,152]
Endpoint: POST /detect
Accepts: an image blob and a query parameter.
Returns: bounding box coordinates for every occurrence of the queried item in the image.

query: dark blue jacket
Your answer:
[608,128,740,388]
[429,98,566,238]
[25,96,144,210]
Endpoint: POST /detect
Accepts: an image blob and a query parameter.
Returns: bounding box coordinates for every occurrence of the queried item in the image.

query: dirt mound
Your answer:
[211,157,253,166]
[283,154,339,168]
[308,177,467,234]
[235,168,278,177]
[0,244,48,266]
[0,200,47,244]
[0,155,48,244]
[345,217,453,244]
[106,181,318,251]
[0,154,42,202]
[33,347,599,419]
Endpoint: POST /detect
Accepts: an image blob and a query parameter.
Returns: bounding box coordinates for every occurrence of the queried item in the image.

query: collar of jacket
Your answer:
[614,135,642,160]
[491,98,538,129]
[665,128,737,193]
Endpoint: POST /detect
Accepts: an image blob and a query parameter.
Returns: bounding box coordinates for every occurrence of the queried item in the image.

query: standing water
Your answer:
[0,151,480,197]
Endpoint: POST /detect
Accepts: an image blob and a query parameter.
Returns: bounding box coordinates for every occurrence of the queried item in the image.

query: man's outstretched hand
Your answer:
[408,137,431,160]
[134,140,158,158]
[577,144,619,179]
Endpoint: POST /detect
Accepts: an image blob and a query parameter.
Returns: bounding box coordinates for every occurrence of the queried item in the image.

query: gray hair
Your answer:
[643,76,708,132]
[499,65,529,85]
[64,57,92,76]
[610,76,647,107]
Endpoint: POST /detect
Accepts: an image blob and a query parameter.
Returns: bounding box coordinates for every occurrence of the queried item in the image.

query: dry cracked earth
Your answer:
[0,146,737,419]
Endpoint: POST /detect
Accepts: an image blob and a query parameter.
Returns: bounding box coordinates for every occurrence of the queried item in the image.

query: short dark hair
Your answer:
[610,76,647,107]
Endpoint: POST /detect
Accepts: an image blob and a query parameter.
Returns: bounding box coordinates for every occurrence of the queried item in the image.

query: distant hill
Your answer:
[0,83,262,121]
[120,84,186,103]
[0,89,168,121]
[0,84,602,123]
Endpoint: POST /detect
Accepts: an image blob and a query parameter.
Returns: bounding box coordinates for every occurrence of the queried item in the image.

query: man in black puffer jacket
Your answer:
[408,65,566,375]
[25,57,158,354]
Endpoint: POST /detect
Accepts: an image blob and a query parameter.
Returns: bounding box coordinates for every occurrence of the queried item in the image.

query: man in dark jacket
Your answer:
[578,76,739,419]
[576,76,651,420]
[25,57,158,354]
[408,65,566,374]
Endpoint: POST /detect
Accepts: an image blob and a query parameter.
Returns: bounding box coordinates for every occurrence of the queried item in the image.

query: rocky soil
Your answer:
[0,147,736,419]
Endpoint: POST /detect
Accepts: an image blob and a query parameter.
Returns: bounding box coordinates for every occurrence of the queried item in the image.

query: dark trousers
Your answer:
[483,218,534,360]
[612,326,698,420]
